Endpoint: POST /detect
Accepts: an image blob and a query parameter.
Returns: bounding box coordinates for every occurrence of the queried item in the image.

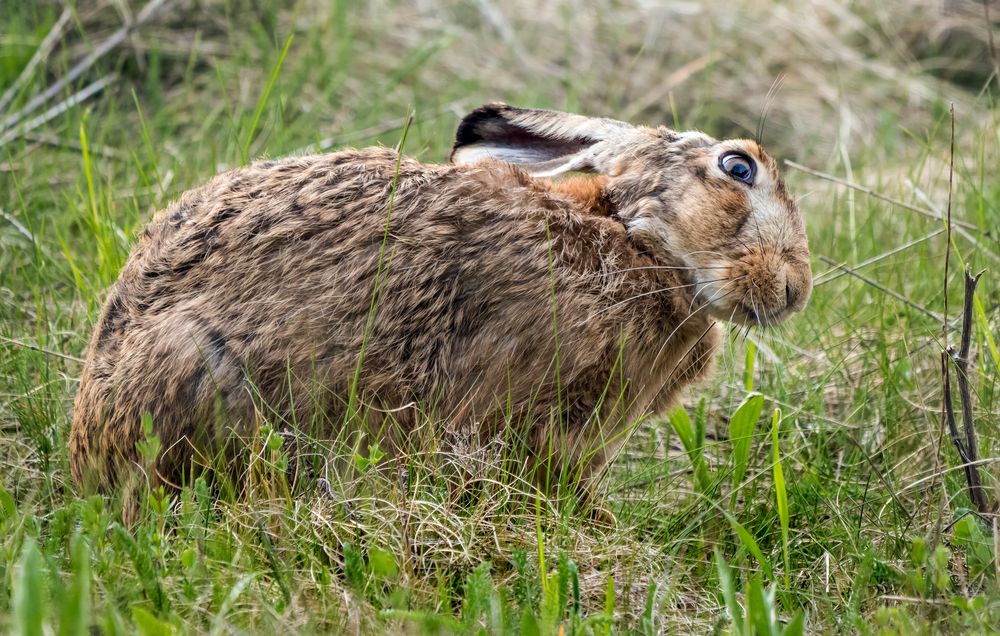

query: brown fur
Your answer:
[543,175,612,216]
[69,104,811,509]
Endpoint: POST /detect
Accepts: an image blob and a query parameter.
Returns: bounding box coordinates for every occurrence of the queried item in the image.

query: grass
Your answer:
[1,0,1000,633]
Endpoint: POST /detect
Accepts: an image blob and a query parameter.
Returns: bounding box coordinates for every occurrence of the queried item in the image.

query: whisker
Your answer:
[755,73,786,145]
[746,289,761,340]
[682,250,728,258]
[736,237,754,254]
[727,302,740,328]
[591,276,735,319]
[599,264,730,276]
[642,284,746,404]
[688,276,746,313]
[752,214,766,256]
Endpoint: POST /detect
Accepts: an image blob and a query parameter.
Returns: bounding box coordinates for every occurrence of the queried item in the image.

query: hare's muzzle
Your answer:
[701,250,811,327]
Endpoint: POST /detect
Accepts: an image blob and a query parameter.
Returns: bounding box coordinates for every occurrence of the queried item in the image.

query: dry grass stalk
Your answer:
[0,0,172,134]
[817,255,946,327]
[941,266,994,517]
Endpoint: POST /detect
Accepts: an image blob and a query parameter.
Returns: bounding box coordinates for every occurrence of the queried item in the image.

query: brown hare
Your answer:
[70,103,811,512]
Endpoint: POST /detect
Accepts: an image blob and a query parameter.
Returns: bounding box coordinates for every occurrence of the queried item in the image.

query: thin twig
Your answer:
[0,209,36,243]
[622,52,722,121]
[784,159,979,232]
[944,104,955,352]
[22,130,123,159]
[994,517,1000,582]
[0,335,83,364]
[877,595,953,607]
[933,103,957,542]
[817,255,947,327]
[294,102,462,155]
[947,267,991,514]
[813,228,944,286]
[890,456,1000,501]
[956,269,978,447]
[0,75,118,149]
[940,265,992,517]
[0,7,73,114]
[908,183,999,261]
[0,0,171,133]
[942,352,974,501]
[955,226,1000,265]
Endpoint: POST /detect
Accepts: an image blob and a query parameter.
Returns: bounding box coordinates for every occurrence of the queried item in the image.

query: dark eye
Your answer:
[719,152,755,185]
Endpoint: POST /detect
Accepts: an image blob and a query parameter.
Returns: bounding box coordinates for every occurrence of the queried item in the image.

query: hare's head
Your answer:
[451,103,812,326]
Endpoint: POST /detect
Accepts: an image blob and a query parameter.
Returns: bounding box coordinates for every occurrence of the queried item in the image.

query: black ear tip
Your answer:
[453,102,512,149]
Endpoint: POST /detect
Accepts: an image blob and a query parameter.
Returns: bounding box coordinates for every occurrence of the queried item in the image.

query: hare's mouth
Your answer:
[695,269,795,327]
[736,302,787,327]
[700,288,790,327]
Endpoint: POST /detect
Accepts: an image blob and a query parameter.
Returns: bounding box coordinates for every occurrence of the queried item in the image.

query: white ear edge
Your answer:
[452,144,594,177]
[452,145,553,165]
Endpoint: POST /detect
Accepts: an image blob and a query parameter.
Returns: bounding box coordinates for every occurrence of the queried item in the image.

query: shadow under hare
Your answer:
[70,103,812,514]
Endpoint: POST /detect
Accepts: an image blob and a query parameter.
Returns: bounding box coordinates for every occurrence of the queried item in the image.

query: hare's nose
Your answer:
[785,282,796,308]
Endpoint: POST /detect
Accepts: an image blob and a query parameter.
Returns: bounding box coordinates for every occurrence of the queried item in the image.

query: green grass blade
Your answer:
[973,290,1000,368]
[669,407,711,493]
[346,111,412,424]
[744,339,757,391]
[723,510,775,581]
[782,610,806,636]
[130,89,163,200]
[714,548,745,635]
[14,540,45,636]
[603,575,616,635]
[771,408,791,590]
[729,393,764,500]
[535,491,548,604]
[0,484,15,521]
[746,577,773,636]
[131,606,175,636]
[79,122,97,222]
[241,33,294,162]
[669,406,695,451]
[694,397,707,451]
[59,535,91,636]
[520,608,541,636]
[641,580,658,636]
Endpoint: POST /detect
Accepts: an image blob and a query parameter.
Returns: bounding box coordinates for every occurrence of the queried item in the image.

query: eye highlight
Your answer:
[719,152,755,186]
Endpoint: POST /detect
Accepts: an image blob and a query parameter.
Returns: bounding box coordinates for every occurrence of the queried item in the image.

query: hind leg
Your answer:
[87,317,256,506]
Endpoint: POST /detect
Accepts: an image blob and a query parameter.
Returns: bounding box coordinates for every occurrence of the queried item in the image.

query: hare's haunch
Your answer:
[70,104,811,501]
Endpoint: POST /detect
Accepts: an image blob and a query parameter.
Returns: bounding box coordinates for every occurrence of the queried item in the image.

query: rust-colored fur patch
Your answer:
[544,175,612,217]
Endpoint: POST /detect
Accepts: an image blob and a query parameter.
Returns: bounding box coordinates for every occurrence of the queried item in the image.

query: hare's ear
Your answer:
[450,103,641,178]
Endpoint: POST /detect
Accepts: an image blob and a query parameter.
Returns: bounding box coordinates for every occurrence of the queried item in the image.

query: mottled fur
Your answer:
[70,104,811,506]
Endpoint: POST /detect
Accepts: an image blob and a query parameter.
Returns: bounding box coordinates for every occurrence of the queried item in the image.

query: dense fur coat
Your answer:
[70,104,811,500]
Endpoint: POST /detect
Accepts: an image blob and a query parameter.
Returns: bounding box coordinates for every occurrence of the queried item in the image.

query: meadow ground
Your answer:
[1,0,999,633]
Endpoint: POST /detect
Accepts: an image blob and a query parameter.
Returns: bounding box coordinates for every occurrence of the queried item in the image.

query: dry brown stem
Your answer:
[942,267,994,516]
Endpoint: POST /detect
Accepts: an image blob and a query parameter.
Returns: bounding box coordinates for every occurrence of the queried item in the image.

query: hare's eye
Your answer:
[720,152,755,186]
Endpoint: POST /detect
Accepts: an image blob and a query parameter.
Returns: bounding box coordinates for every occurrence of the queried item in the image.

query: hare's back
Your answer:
[87,148,580,394]
[108,148,442,328]
[132,147,436,287]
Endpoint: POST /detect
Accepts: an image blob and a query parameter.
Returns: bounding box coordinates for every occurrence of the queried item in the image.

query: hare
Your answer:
[69,103,812,508]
